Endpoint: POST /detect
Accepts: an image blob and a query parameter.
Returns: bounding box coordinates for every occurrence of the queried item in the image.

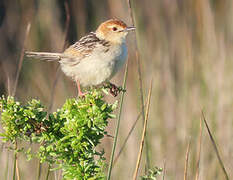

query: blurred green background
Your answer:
[0,0,233,179]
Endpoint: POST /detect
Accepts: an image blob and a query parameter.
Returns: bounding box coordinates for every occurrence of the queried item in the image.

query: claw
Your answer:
[104,82,126,97]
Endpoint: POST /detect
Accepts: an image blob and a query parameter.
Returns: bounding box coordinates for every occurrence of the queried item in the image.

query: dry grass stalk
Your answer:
[113,104,145,166]
[184,139,191,180]
[126,0,150,170]
[13,141,20,180]
[133,80,153,180]
[16,156,20,180]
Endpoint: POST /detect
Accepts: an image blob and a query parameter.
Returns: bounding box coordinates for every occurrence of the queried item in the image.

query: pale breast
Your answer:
[110,43,128,78]
[60,42,127,87]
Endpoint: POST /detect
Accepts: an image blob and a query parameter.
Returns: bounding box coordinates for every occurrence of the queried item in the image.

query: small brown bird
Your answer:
[25,19,135,96]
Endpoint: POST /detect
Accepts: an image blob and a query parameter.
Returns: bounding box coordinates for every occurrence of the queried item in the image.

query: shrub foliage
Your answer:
[0,89,117,179]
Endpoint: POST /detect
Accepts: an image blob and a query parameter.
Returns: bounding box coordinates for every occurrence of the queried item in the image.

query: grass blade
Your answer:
[202,111,229,180]
[107,61,128,180]
[113,104,145,166]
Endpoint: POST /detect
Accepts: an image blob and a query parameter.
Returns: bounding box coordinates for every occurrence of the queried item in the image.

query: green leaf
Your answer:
[0,88,115,179]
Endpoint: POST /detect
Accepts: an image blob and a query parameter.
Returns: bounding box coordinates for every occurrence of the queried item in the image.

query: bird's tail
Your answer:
[25,51,62,61]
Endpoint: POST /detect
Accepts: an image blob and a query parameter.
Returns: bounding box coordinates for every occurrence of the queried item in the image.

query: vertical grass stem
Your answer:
[133,80,153,180]
[126,0,150,170]
[107,61,128,180]
[184,139,191,180]
[202,111,229,180]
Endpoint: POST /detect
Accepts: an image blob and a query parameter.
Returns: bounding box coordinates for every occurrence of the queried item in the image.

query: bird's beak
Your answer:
[125,26,136,32]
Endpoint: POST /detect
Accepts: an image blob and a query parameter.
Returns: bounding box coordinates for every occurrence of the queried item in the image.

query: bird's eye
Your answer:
[112,27,118,31]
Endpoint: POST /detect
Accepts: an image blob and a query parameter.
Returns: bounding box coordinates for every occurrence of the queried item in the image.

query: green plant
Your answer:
[0,88,117,179]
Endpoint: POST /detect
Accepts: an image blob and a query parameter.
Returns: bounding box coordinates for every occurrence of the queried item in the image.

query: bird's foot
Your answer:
[104,82,126,97]
[76,80,87,97]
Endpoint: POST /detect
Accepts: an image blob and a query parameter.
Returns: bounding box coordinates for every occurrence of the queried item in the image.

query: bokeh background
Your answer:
[0,0,233,179]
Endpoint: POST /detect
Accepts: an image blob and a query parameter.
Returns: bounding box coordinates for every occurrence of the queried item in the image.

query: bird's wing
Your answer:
[61,32,110,66]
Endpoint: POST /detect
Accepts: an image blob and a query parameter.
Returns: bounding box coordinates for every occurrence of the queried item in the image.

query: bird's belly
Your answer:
[78,58,115,86]
[60,44,127,87]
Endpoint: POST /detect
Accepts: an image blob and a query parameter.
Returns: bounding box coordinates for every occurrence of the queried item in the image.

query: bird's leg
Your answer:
[104,82,126,97]
[76,80,86,97]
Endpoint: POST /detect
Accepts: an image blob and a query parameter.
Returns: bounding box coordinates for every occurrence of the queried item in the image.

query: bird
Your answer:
[25,19,135,96]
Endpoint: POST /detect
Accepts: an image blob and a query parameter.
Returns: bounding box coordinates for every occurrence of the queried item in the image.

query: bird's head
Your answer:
[96,19,135,44]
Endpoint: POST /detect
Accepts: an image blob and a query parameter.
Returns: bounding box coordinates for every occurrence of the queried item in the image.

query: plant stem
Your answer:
[113,104,145,166]
[107,61,128,180]
[126,0,150,170]
[13,141,20,180]
[46,164,51,180]
[13,153,16,180]
[202,111,229,180]
[133,80,153,180]
[184,139,191,180]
